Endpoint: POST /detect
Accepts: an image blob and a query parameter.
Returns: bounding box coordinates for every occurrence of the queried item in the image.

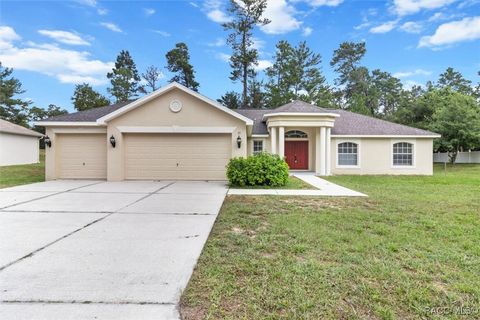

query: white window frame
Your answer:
[336,139,361,169]
[253,140,264,154]
[391,139,416,168]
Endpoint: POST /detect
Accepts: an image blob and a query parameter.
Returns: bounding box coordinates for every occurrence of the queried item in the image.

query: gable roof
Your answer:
[36,83,253,126]
[0,118,43,137]
[269,100,330,113]
[40,101,132,122]
[97,82,253,125]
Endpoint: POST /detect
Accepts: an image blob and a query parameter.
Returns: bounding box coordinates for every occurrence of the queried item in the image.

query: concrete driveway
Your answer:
[0,180,228,319]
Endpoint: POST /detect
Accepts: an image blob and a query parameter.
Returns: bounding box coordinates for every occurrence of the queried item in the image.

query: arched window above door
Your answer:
[285,130,308,138]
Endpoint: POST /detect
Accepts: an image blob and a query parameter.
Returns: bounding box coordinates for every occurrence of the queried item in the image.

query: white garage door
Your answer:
[125,133,231,180]
[56,134,107,179]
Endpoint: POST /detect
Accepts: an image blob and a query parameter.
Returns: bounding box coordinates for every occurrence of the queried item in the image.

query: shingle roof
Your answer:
[327,109,438,136]
[235,109,270,135]
[0,118,43,137]
[271,100,329,113]
[40,101,133,122]
[37,97,437,137]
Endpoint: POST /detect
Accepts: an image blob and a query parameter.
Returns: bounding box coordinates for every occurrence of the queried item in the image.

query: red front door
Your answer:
[285,141,308,170]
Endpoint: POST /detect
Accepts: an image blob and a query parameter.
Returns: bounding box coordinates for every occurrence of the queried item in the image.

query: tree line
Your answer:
[1,0,479,160]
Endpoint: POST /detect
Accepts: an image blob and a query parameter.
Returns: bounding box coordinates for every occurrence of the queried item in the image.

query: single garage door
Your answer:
[56,134,107,179]
[125,133,231,180]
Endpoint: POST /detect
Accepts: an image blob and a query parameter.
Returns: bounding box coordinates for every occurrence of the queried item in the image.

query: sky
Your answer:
[0,0,479,112]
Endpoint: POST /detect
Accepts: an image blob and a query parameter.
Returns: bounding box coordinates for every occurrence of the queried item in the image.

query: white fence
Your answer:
[433,151,480,163]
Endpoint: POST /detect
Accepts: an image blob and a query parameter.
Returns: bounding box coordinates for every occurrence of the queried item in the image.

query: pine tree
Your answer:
[223,0,270,107]
[141,65,163,93]
[165,43,199,91]
[0,62,31,126]
[437,67,473,95]
[107,50,141,102]
[71,83,110,111]
[265,41,332,108]
[218,91,241,109]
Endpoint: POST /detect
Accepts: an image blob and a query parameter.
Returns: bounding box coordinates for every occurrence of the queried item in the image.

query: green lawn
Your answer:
[230,176,315,190]
[181,164,480,320]
[0,150,45,189]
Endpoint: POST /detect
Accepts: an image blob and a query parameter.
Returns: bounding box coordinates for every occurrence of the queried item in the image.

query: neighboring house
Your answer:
[36,82,439,181]
[0,118,43,166]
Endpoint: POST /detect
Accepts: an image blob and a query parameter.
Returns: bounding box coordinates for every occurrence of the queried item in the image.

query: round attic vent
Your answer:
[169,100,182,113]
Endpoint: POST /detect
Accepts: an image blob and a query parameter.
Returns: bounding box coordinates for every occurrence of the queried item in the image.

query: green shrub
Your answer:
[226,152,289,187]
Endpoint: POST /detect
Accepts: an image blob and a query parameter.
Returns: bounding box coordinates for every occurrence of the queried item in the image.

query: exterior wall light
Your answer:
[44,136,52,148]
[237,134,242,148]
[109,135,116,148]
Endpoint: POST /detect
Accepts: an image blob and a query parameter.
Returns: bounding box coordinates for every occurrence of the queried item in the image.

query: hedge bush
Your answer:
[226,152,289,187]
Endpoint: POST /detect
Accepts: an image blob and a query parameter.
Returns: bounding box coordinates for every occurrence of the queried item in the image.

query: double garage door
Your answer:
[56,133,231,180]
[124,133,231,180]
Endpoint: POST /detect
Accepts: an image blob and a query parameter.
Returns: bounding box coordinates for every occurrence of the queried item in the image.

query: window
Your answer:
[285,130,307,138]
[338,142,358,166]
[393,142,414,166]
[253,140,263,154]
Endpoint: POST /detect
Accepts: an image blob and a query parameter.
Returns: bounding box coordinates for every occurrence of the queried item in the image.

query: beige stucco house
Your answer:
[36,82,439,181]
[0,119,43,166]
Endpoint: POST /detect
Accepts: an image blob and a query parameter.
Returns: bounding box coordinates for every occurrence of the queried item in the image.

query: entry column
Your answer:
[326,127,331,175]
[319,127,326,175]
[278,127,285,158]
[270,127,277,154]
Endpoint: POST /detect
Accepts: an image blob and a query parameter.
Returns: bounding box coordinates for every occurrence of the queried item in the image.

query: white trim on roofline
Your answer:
[331,134,440,138]
[96,82,253,125]
[263,112,340,119]
[251,134,269,138]
[33,121,102,127]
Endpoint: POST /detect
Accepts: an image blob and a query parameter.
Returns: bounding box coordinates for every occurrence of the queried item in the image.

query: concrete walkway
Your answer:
[228,172,366,197]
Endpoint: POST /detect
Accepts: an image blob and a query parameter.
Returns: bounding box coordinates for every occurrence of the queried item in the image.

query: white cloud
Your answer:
[419,16,480,48]
[100,22,122,33]
[77,0,96,7]
[152,30,171,37]
[296,0,344,7]
[0,26,113,85]
[204,0,231,23]
[260,0,302,34]
[369,20,398,33]
[190,2,199,8]
[393,69,432,78]
[0,26,21,44]
[144,8,155,16]
[97,8,108,15]
[38,30,90,46]
[251,37,265,50]
[208,38,225,47]
[403,79,423,89]
[207,9,231,23]
[400,21,423,33]
[302,27,313,36]
[354,22,371,30]
[255,59,273,71]
[215,52,230,63]
[392,0,457,16]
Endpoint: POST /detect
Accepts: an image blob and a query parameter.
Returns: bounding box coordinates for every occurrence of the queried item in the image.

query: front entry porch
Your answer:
[264,114,338,176]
